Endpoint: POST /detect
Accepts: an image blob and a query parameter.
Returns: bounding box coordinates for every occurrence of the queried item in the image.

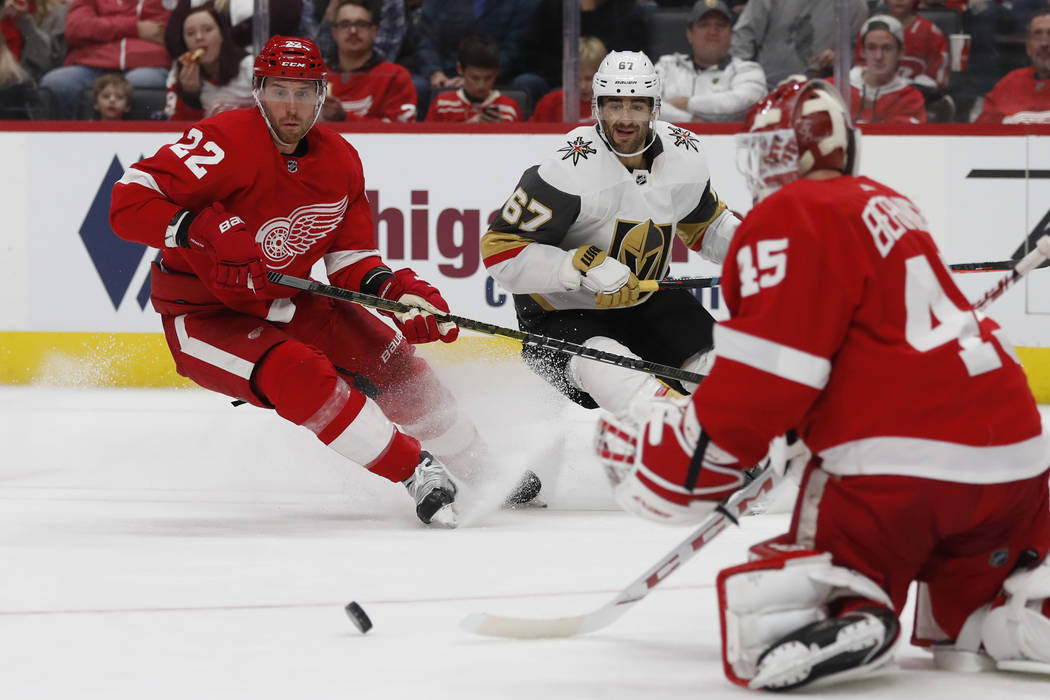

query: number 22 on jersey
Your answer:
[168,128,226,179]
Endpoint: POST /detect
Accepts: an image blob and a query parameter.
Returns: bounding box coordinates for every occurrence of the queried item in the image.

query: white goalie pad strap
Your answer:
[326,395,396,467]
[981,558,1050,669]
[698,208,739,265]
[718,552,892,684]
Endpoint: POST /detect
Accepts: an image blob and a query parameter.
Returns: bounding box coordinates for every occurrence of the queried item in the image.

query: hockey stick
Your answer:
[460,464,778,639]
[970,235,1050,311]
[634,254,1046,292]
[637,275,720,292]
[266,272,704,386]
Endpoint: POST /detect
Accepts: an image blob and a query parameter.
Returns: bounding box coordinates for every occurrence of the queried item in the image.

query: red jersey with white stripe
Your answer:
[327,56,418,123]
[843,68,927,124]
[424,89,521,122]
[976,67,1050,124]
[853,14,949,90]
[693,175,1047,484]
[109,107,382,318]
[529,89,591,123]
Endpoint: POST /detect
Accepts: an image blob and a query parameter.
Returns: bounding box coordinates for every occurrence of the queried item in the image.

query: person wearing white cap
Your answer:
[843,14,927,124]
[852,0,949,96]
[656,0,766,123]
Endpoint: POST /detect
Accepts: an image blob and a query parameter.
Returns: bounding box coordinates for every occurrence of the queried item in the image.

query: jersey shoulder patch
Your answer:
[539,125,623,195]
[653,120,712,186]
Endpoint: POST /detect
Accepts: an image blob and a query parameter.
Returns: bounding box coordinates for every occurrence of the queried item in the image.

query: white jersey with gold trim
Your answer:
[481,120,738,314]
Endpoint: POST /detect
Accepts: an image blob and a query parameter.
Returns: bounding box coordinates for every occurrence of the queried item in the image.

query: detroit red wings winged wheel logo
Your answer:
[255,197,348,269]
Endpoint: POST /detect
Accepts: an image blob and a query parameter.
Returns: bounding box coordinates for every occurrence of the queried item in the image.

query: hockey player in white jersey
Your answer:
[480,51,741,415]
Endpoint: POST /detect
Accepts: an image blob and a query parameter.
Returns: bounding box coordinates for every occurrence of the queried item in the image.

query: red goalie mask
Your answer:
[736,78,858,202]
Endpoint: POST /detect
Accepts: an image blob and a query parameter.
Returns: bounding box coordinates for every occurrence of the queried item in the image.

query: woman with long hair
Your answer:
[164,1,252,120]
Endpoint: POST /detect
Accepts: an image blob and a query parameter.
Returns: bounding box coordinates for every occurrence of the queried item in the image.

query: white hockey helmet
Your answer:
[591,50,661,121]
[592,51,661,158]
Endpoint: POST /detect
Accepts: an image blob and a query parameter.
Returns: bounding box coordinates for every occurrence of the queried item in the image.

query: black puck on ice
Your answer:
[344,601,373,633]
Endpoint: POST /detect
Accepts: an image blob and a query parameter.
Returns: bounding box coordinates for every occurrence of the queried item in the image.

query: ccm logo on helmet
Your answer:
[280,60,307,68]
[218,216,245,233]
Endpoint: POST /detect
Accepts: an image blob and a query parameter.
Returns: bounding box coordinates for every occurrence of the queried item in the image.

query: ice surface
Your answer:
[1,360,1048,700]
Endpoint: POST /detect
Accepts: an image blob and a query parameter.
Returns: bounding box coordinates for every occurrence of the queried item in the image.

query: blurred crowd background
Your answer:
[1,0,1048,125]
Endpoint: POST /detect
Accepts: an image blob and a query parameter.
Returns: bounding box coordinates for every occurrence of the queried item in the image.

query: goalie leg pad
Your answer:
[717,550,895,687]
[980,557,1050,673]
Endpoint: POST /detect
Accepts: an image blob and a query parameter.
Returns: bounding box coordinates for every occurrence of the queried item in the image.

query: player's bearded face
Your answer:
[599,97,653,153]
[258,78,322,146]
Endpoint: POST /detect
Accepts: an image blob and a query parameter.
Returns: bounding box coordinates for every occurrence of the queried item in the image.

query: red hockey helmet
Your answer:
[253,36,327,82]
[735,78,858,202]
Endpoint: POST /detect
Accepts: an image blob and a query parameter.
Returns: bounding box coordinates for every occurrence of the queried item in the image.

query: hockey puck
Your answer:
[344,601,373,633]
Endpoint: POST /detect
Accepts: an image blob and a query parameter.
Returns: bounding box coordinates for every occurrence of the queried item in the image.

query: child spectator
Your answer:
[163,0,252,120]
[529,35,605,123]
[855,0,948,95]
[39,0,172,119]
[976,9,1050,123]
[844,15,928,124]
[425,34,520,122]
[320,0,417,122]
[92,71,131,119]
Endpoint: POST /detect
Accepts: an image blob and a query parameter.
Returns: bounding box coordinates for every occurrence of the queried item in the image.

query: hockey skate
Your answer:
[502,470,545,509]
[750,606,900,691]
[403,451,458,527]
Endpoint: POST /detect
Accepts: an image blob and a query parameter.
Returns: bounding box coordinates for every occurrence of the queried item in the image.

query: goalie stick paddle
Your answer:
[267,273,704,386]
[460,465,778,639]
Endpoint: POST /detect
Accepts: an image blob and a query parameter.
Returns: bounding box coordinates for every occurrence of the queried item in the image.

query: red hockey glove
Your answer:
[185,203,266,291]
[377,268,459,344]
[595,396,747,525]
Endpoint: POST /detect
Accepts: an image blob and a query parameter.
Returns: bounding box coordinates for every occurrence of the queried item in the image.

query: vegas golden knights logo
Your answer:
[610,219,671,281]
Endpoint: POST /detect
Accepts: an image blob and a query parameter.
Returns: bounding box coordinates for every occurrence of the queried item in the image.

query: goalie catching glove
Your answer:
[560,245,641,308]
[595,394,747,524]
[375,268,459,344]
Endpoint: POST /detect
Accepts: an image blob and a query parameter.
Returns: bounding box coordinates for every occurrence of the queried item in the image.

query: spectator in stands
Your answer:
[656,0,766,123]
[1,0,67,83]
[92,71,129,119]
[845,14,927,123]
[163,0,312,59]
[517,0,648,102]
[856,0,948,95]
[731,0,869,89]
[0,31,33,117]
[315,0,405,66]
[320,0,416,122]
[413,0,538,120]
[425,33,520,122]
[976,9,1050,123]
[529,35,605,123]
[40,0,171,119]
[163,1,252,120]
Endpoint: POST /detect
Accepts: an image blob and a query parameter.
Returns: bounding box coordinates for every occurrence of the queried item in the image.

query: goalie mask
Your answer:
[592,51,661,158]
[735,78,859,202]
[252,36,328,149]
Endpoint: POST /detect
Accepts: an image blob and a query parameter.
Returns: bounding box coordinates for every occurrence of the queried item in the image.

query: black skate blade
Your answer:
[417,488,457,527]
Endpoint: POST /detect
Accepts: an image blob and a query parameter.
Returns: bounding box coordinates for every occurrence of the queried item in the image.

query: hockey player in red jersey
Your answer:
[110,36,538,527]
[595,78,1050,689]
